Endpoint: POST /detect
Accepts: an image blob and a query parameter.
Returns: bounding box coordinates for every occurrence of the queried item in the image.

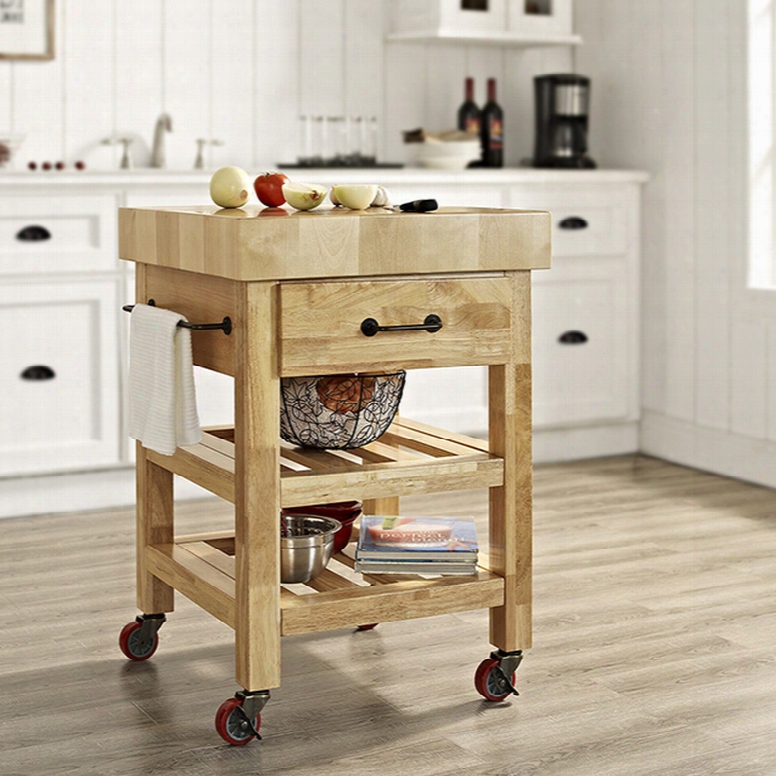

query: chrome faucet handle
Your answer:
[194,138,225,169]
[101,135,134,169]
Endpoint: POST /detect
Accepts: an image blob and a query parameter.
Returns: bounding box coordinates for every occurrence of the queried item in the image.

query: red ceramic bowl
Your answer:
[282,501,361,555]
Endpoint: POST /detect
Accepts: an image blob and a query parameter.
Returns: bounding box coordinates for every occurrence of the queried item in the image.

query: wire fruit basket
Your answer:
[279,371,406,449]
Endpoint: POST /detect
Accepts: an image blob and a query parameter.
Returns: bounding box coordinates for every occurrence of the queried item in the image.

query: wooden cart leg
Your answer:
[488,272,532,652]
[136,444,175,614]
[233,281,281,692]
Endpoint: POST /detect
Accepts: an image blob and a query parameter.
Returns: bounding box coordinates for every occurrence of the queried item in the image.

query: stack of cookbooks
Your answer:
[354,515,479,575]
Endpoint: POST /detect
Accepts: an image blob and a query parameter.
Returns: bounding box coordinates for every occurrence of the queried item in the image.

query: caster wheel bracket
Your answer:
[134,614,166,653]
[235,690,270,739]
[491,649,523,696]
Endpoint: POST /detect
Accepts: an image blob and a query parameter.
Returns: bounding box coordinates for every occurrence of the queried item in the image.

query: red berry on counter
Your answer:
[75,161,85,170]
[55,161,65,170]
[42,161,51,170]
[28,161,37,170]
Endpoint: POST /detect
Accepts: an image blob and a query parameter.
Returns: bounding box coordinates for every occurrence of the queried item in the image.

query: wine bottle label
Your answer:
[465,116,481,135]
[488,117,503,150]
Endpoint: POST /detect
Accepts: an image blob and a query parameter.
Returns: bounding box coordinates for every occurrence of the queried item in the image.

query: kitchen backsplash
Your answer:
[0,0,571,171]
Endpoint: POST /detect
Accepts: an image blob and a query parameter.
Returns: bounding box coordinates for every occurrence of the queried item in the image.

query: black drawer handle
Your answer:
[558,217,588,230]
[20,364,56,381]
[16,225,52,242]
[559,330,588,345]
[360,314,443,337]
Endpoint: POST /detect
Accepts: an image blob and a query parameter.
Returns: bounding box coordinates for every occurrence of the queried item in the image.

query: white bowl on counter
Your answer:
[416,140,481,170]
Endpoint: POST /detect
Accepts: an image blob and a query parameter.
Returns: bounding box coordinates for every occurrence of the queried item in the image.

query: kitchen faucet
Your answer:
[150,113,172,168]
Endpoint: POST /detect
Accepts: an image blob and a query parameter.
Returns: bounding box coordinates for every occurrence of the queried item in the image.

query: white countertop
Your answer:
[0,167,649,188]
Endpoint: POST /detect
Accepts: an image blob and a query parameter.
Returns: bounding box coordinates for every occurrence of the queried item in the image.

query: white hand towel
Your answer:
[129,303,201,456]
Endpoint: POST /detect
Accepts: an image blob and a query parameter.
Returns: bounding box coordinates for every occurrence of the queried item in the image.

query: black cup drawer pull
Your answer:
[20,365,56,381]
[16,225,52,242]
[360,314,443,338]
[558,216,589,231]
[559,330,588,345]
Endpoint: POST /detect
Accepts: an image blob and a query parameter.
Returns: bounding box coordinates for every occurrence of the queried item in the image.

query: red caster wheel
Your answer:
[356,623,378,631]
[474,657,517,702]
[215,695,262,746]
[118,615,164,661]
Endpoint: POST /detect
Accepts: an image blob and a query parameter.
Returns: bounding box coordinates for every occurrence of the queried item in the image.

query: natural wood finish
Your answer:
[488,360,533,651]
[119,205,551,281]
[143,265,237,376]
[280,570,504,636]
[148,528,503,637]
[278,276,513,375]
[145,422,504,508]
[233,281,281,691]
[145,544,235,627]
[146,443,234,503]
[135,446,175,615]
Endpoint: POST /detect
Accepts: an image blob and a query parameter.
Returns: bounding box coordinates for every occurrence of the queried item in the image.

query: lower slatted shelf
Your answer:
[147,532,504,636]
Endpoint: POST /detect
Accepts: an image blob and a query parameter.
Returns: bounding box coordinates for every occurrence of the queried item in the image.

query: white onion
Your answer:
[210,166,251,208]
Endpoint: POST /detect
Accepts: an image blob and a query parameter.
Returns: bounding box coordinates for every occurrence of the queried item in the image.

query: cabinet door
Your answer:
[0,281,121,475]
[532,256,634,427]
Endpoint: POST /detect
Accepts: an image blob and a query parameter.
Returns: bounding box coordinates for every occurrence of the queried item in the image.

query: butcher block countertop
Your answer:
[118,204,551,281]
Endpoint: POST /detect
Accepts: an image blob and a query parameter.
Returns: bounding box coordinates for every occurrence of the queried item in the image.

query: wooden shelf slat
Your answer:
[303,567,364,593]
[280,570,504,636]
[393,416,490,453]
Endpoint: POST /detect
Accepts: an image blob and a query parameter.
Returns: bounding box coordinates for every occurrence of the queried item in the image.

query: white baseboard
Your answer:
[533,422,639,464]
[0,467,215,520]
[641,410,776,490]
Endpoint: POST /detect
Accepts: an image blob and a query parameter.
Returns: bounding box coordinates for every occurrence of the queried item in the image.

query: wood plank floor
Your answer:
[2,454,776,775]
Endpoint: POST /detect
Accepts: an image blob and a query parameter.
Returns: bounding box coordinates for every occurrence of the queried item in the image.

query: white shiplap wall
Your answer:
[0,0,571,171]
[577,0,776,490]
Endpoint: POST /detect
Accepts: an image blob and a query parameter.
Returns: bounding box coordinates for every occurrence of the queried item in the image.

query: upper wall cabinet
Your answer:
[389,0,581,46]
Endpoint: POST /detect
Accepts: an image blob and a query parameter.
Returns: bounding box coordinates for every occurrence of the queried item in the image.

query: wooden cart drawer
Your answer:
[278,276,515,376]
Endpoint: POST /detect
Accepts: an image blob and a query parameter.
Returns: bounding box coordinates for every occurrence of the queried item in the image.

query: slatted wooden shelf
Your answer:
[145,417,504,507]
[146,530,504,637]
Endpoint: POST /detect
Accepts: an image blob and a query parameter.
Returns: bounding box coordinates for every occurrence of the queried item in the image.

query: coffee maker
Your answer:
[533,74,596,169]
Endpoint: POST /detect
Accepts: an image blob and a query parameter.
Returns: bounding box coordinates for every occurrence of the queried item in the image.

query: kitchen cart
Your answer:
[117,203,551,745]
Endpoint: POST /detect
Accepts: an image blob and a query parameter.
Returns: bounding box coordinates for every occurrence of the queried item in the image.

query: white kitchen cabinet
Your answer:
[513,181,642,461]
[388,0,581,45]
[0,279,122,476]
[532,256,631,426]
[0,194,120,275]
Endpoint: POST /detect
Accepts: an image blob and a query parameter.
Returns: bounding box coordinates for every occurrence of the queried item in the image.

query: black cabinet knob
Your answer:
[558,217,588,231]
[20,365,56,381]
[558,330,588,345]
[16,225,52,242]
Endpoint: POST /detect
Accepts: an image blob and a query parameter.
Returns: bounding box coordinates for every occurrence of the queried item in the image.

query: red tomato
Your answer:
[254,172,289,207]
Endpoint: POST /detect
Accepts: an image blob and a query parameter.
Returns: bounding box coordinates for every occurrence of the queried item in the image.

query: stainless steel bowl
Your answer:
[280,514,341,584]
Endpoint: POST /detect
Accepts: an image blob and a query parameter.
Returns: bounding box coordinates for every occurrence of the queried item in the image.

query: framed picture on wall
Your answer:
[0,0,54,60]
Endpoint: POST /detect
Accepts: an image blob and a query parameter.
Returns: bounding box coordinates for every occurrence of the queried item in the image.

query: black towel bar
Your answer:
[122,300,232,335]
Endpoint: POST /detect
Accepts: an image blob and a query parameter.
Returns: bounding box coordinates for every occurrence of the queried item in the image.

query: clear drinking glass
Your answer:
[298,115,313,166]
[360,116,378,166]
[310,116,325,166]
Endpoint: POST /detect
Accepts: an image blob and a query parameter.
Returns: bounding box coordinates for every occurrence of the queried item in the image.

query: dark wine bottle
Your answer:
[457,77,481,136]
[480,78,504,168]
